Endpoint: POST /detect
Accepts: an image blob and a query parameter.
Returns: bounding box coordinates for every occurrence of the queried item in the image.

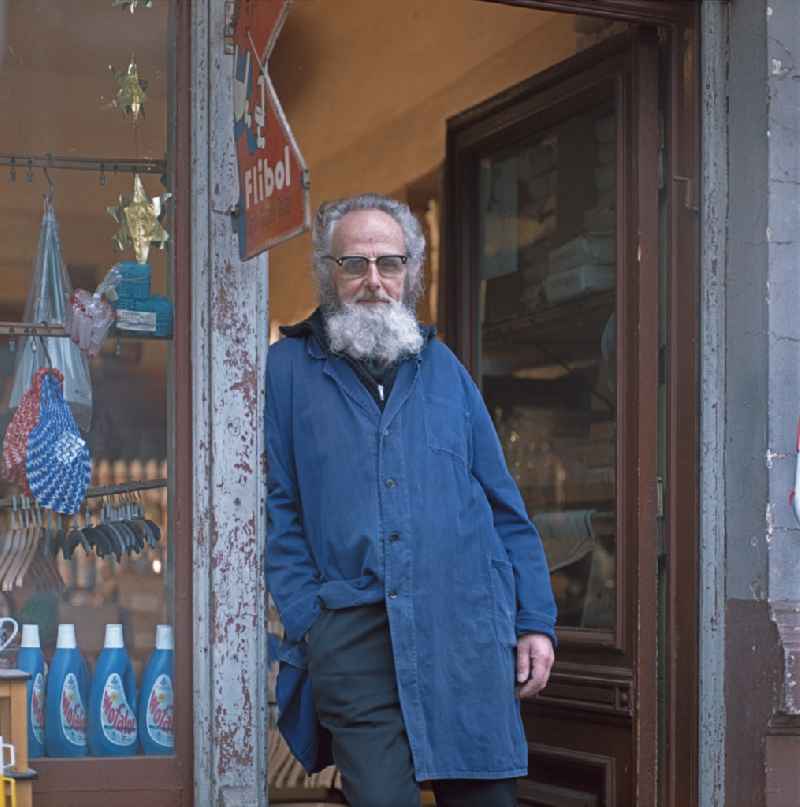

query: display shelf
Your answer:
[481,289,615,368]
[0,669,36,807]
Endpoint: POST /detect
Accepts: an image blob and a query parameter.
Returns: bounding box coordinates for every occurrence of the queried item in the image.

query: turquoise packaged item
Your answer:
[45,624,90,758]
[138,625,175,755]
[115,261,151,300]
[88,624,138,756]
[17,624,46,758]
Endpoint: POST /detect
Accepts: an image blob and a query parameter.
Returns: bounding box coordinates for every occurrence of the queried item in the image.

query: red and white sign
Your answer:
[233,0,310,260]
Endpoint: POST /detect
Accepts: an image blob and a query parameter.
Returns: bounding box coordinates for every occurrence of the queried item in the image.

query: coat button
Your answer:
[383,428,390,437]
[389,591,398,599]
[389,532,400,542]
[385,478,396,488]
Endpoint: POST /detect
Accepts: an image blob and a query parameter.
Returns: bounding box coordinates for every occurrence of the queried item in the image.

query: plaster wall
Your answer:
[764,0,800,722]
[719,0,800,804]
[764,0,800,606]
[267,8,581,330]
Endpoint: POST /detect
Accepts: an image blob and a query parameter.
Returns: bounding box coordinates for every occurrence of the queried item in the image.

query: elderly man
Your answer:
[266,193,556,807]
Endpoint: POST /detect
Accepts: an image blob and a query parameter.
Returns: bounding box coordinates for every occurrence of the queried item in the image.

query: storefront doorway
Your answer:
[268,2,698,806]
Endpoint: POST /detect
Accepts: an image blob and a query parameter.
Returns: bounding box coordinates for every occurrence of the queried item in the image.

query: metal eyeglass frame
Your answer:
[323,254,408,278]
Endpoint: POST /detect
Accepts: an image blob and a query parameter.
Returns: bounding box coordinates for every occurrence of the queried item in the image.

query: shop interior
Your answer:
[269,0,622,624]
[265,0,625,796]
[0,0,624,785]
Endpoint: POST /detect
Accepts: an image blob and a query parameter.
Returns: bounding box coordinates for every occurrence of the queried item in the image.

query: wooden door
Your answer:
[444,32,661,807]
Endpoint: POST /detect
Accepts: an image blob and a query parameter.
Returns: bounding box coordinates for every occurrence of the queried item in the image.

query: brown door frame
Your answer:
[466,3,700,807]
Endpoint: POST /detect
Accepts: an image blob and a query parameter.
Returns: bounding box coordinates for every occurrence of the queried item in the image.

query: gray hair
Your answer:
[312,193,426,310]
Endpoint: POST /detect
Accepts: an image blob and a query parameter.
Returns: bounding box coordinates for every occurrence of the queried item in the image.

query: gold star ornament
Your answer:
[108,174,172,265]
[108,59,148,122]
[113,0,153,12]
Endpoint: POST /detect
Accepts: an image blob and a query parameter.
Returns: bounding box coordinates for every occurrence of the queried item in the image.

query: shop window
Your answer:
[0,0,183,797]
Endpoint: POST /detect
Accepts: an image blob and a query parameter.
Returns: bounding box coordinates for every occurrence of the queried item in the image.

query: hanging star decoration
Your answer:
[112,0,153,12]
[108,58,148,122]
[107,174,172,265]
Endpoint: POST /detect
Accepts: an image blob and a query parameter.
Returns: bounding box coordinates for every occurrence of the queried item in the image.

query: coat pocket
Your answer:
[306,605,329,646]
[489,558,518,647]
[423,394,470,467]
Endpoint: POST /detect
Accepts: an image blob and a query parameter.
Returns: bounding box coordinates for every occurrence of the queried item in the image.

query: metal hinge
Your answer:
[658,345,667,386]
[674,174,699,213]
[656,476,666,556]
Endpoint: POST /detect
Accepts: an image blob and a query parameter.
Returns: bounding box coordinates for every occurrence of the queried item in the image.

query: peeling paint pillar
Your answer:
[192,1,270,805]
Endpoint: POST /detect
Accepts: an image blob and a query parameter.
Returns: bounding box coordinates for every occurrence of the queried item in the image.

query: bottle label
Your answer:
[146,674,175,748]
[101,673,137,747]
[60,673,87,747]
[31,672,45,745]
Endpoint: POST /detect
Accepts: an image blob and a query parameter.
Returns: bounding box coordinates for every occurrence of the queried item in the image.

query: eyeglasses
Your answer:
[324,254,408,278]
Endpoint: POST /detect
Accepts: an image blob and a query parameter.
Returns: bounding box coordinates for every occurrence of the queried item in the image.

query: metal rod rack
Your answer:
[0,322,68,338]
[0,153,166,176]
[0,322,172,342]
[0,478,167,511]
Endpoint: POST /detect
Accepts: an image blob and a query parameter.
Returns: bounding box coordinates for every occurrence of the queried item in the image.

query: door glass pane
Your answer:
[0,0,176,757]
[478,98,617,631]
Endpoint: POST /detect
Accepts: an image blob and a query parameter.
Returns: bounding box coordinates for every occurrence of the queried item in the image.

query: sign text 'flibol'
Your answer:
[233,0,310,260]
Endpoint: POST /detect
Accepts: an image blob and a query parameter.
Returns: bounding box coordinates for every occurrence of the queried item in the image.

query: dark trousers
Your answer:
[307,603,517,807]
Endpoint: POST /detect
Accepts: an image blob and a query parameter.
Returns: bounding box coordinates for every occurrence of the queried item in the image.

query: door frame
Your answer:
[464,4,700,807]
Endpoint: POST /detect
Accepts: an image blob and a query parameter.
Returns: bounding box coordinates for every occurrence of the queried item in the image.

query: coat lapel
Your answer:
[322,355,381,422]
[381,355,421,430]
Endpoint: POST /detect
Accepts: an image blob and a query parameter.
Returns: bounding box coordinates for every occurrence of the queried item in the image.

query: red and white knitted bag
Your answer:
[2,367,60,491]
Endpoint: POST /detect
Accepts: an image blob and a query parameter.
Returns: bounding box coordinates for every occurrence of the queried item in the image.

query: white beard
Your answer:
[325,299,424,365]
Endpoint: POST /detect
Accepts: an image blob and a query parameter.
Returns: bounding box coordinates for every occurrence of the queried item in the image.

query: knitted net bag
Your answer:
[2,367,58,492]
[26,370,91,515]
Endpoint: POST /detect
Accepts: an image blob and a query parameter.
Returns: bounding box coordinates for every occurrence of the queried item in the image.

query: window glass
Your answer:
[478,100,618,631]
[0,0,175,756]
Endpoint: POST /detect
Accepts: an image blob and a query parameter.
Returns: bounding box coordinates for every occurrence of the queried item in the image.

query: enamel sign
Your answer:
[233,0,310,260]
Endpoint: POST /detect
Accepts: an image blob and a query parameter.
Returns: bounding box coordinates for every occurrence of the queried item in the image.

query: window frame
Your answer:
[30,0,193,802]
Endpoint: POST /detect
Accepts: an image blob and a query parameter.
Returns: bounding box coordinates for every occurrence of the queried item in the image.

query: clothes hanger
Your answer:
[14,504,47,590]
[0,505,13,586]
[6,500,32,591]
[98,496,125,561]
[0,499,24,591]
[10,497,36,590]
[0,500,25,592]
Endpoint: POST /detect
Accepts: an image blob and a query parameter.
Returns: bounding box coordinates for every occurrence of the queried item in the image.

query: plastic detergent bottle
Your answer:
[17,624,46,758]
[138,624,175,755]
[45,624,89,757]
[88,624,138,756]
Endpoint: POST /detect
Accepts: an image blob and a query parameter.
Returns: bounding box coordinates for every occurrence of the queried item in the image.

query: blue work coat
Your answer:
[266,323,557,780]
